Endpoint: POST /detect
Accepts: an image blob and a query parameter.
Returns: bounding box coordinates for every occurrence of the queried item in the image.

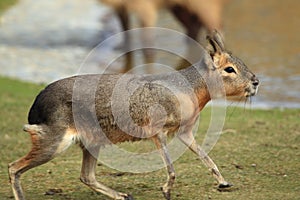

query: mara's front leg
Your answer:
[178,131,232,189]
[152,132,176,200]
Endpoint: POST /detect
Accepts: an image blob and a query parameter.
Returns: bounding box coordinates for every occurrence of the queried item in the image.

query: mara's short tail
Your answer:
[23,124,44,135]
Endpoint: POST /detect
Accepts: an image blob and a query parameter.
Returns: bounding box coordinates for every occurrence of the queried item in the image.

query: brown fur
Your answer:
[100,0,227,31]
[99,0,229,72]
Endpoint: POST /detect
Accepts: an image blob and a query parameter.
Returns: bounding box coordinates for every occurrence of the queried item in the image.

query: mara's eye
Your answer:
[224,66,236,74]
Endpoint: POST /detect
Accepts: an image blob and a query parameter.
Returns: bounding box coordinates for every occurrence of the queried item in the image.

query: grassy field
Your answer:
[0,0,17,15]
[0,76,299,200]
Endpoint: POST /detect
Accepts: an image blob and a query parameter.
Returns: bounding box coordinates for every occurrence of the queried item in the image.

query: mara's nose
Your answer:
[251,75,259,86]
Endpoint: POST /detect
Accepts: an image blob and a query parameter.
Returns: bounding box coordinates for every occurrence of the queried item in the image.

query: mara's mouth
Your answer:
[245,86,259,97]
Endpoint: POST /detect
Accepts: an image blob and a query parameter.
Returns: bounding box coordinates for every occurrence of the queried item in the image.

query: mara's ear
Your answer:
[206,30,225,56]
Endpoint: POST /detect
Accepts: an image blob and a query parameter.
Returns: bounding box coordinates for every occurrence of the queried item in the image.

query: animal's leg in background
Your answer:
[187,0,224,32]
[170,5,203,70]
[178,131,232,189]
[171,5,201,41]
[152,133,175,200]
[136,2,157,73]
[116,6,133,73]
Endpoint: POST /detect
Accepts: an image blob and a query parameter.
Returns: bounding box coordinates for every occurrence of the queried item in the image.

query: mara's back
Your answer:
[27,73,187,143]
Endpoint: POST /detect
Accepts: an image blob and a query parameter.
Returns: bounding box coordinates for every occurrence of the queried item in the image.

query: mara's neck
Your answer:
[178,66,211,111]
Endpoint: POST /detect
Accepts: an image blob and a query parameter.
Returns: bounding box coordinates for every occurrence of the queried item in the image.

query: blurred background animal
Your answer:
[99,0,230,73]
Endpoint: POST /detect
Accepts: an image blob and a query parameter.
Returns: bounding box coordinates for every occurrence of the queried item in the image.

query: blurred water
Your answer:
[0,0,299,108]
[152,0,300,108]
[223,0,300,108]
[0,0,114,82]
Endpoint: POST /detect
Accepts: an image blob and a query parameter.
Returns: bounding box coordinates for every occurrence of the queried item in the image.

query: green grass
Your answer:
[0,77,299,199]
[0,0,18,15]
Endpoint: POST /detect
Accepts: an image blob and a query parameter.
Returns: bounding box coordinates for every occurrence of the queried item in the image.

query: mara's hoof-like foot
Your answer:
[217,182,234,191]
[117,193,134,200]
[162,192,170,200]
[124,194,134,200]
[218,182,233,188]
[161,187,171,200]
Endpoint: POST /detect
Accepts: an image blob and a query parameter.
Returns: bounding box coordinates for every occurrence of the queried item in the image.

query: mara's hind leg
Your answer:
[8,125,76,200]
[80,146,134,200]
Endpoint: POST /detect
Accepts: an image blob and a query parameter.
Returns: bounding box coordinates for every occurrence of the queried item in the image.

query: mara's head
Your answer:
[206,31,259,98]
